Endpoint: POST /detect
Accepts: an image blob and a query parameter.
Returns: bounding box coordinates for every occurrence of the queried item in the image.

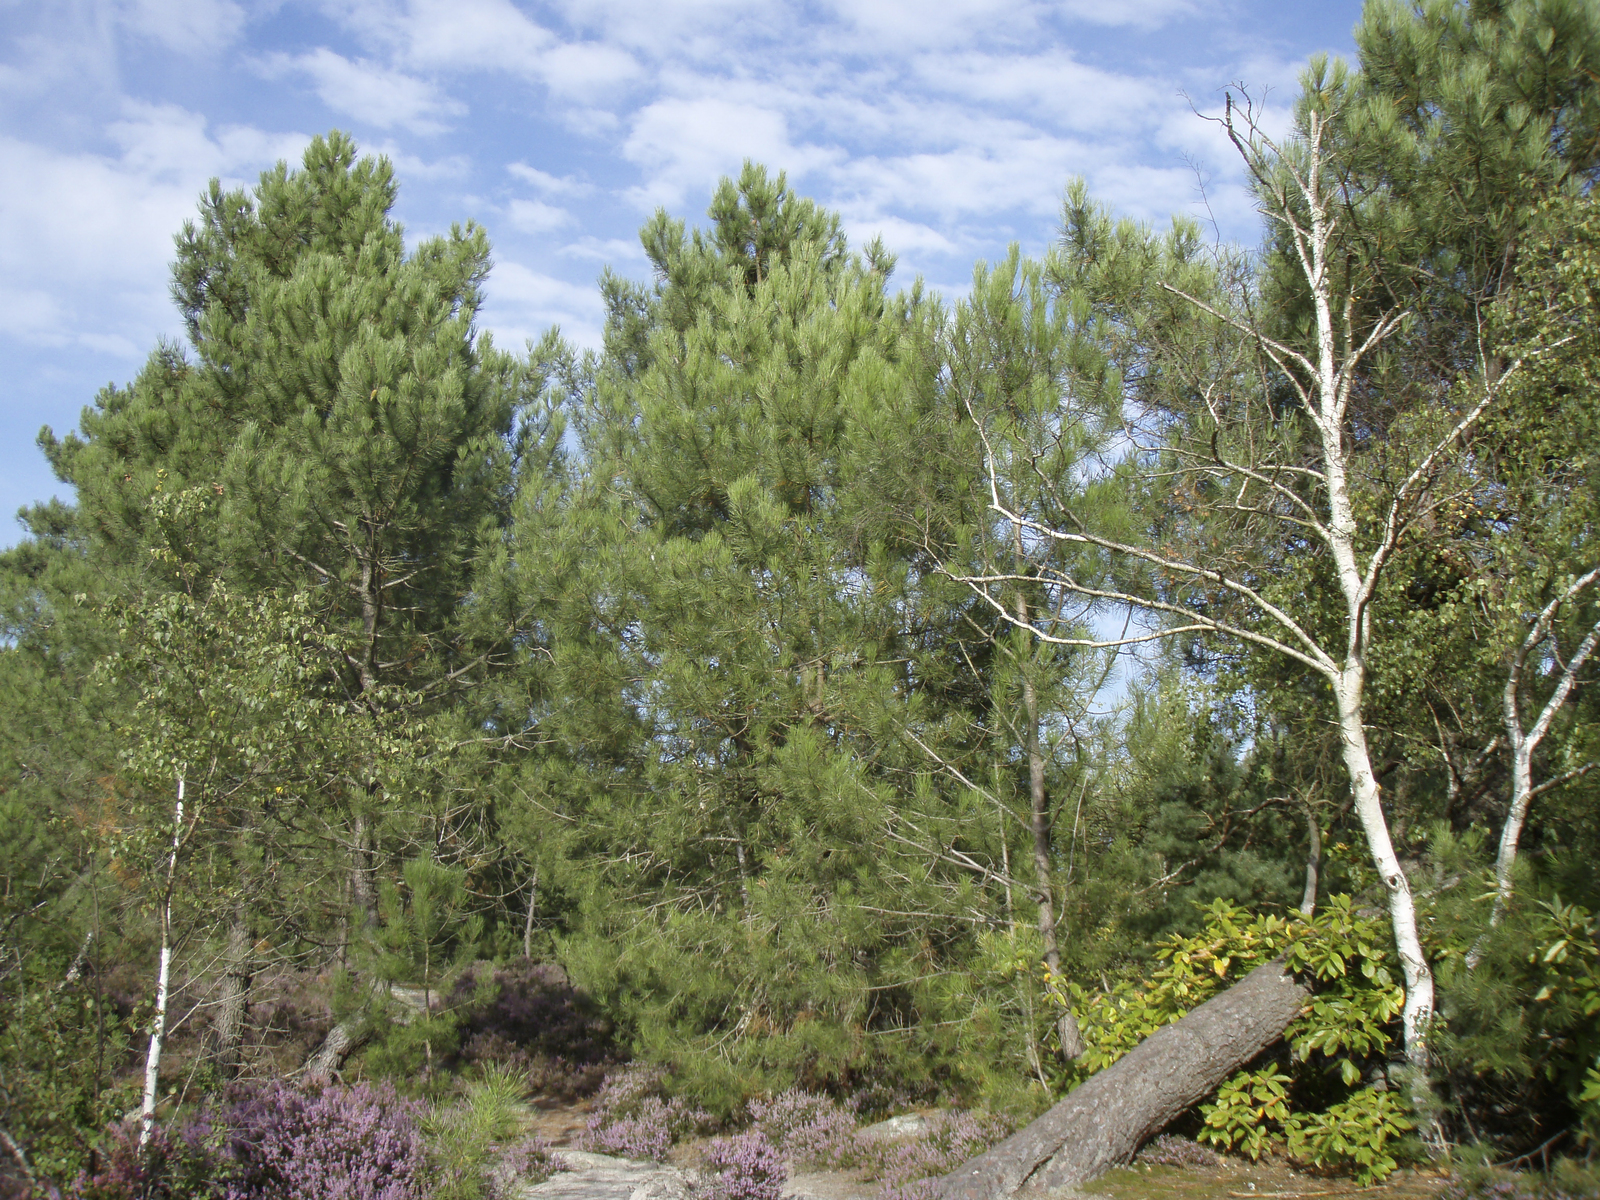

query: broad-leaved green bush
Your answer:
[1046,896,1414,1182]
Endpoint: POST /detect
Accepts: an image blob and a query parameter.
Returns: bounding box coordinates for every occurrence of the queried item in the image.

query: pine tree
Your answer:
[497,166,1066,1107]
[15,132,540,1084]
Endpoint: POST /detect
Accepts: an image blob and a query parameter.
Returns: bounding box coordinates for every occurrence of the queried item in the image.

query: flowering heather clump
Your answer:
[1135,1134,1220,1169]
[748,1090,859,1168]
[70,1081,429,1200]
[578,1067,711,1162]
[212,1079,428,1200]
[501,1134,555,1180]
[695,1133,786,1200]
[872,1112,1013,1200]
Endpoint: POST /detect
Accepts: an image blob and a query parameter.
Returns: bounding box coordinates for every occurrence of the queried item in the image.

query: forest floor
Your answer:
[511,1101,1453,1200]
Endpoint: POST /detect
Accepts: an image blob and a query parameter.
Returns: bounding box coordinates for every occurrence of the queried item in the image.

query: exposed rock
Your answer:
[858,1114,933,1141]
[517,1150,699,1200]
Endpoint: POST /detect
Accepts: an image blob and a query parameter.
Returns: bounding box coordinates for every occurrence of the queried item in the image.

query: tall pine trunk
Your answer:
[522,866,540,959]
[1015,539,1085,1061]
[206,915,254,1077]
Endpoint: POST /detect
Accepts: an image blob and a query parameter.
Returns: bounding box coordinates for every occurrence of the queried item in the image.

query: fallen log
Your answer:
[937,958,1311,1199]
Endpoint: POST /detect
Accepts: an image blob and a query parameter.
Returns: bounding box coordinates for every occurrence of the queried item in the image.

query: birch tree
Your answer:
[41,132,533,954]
[1468,193,1600,959]
[137,775,186,1147]
[942,81,1562,1121]
[101,490,443,1098]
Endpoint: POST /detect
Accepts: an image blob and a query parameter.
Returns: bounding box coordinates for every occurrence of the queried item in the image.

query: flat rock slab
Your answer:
[784,1169,879,1200]
[519,1151,698,1200]
[858,1114,933,1141]
[515,1148,876,1200]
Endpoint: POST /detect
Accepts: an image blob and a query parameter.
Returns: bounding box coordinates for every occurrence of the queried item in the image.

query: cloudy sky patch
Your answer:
[0,0,1367,546]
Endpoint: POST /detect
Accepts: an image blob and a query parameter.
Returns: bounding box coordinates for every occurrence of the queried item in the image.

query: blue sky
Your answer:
[0,0,1367,548]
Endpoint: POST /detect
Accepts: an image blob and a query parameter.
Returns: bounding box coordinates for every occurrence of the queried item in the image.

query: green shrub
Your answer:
[1287,1087,1414,1185]
[1045,896,1414,1182]
[0,975,138,1184]
[423,1063,543,1200]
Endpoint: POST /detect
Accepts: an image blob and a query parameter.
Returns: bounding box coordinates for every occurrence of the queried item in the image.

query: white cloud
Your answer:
[0,288,71,346]
[622,95,843,208]
[387,0,555,71]
[105,100,302,183]
[506,198,573,233]
[914,51,1169,134]
[840,215,958,257]
[831,134,1082,222]
[508,163,592,195]
[818,0,1043,47]
[556,106,623,137]
[538,40,641,98]
[262,48,465,133]
[821,0,1198,42]
[481,260,607,348]
[559,235,648,263]
[333,0,639,100]
[548,0,785,57]
[118,0,246,55]
[370,140,473,180]
[1052,0,1202,28]
[0,107,307,353]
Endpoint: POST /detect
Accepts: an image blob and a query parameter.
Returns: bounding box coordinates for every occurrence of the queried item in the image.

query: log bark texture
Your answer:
[936,959,1311,1199]
[302,1016,368,1083]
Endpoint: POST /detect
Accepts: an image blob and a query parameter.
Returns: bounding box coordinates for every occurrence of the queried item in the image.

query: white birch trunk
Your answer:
[953,100,1541,1151]
[1300,132,1437,1080]
[1486,740,1535,933]
[1331,678,1433,1065]
[1469,575,1600,968]
[139,776,184,1148]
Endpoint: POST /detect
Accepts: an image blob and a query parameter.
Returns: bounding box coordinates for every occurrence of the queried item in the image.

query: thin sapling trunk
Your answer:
[140,776,184,1148]
[1468,568,1600,969]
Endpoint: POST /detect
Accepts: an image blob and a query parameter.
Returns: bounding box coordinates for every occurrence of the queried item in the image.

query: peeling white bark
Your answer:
[139,777,184,1149]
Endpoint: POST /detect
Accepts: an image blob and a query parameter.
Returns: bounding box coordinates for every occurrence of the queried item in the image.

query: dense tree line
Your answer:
[3,0,1599,1189]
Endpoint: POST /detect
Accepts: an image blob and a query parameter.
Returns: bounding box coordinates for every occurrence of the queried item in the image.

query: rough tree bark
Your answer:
[205,916,254,1077]
[302,1015,369,1083]
[936,959,1310,1200]
[1015,529,1085,1061]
